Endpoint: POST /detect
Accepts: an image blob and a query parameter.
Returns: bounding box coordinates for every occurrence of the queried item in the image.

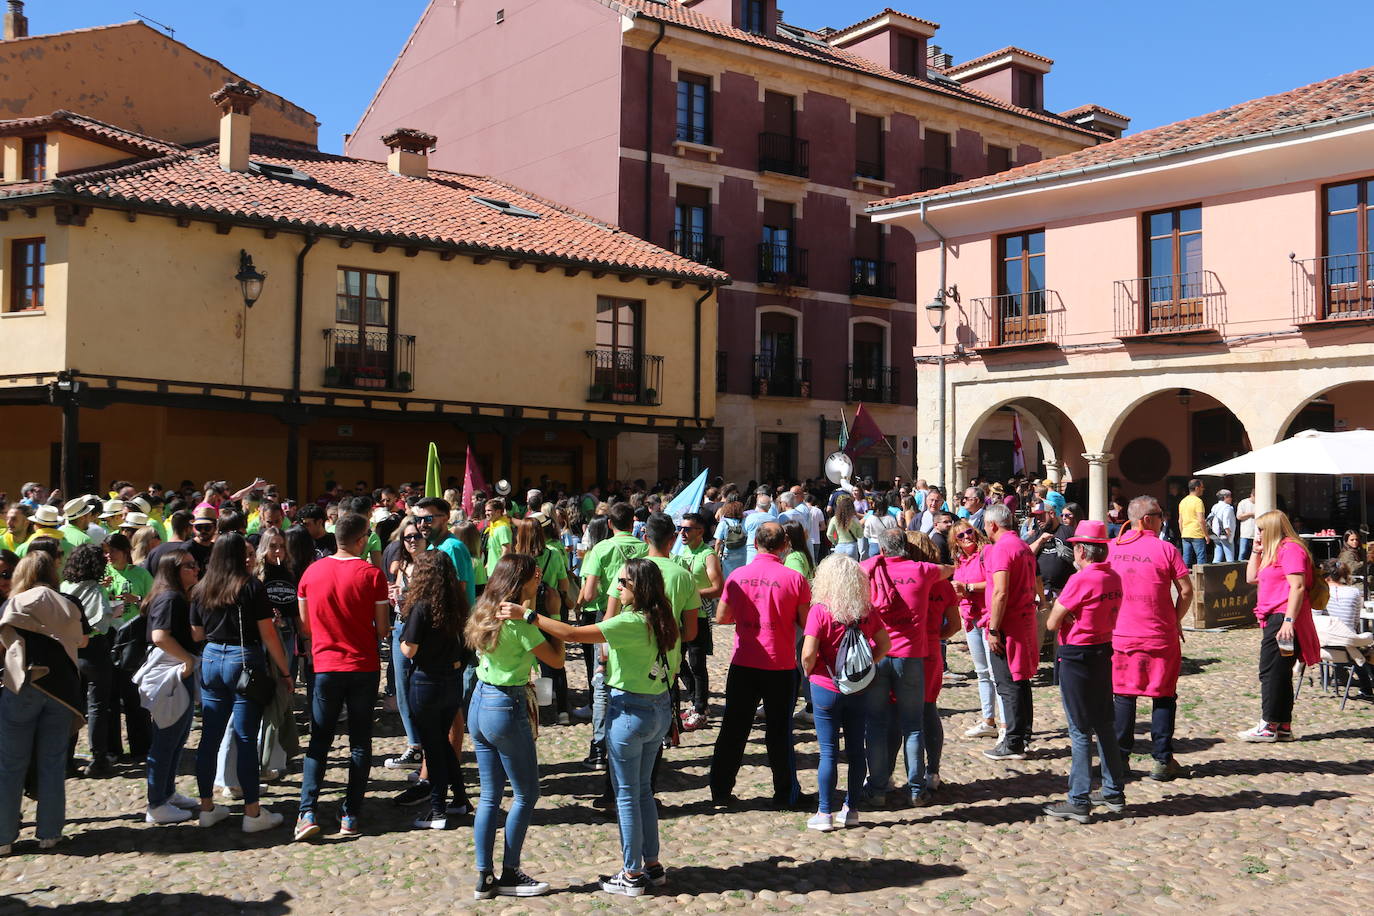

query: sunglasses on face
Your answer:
[413,515,436,524]
[956,531,977,541]
[402,533,424,542]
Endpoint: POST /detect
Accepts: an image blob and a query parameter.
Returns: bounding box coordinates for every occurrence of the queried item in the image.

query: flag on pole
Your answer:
[841,404,885,458]
[425,442,442,498]
[461,445,490,518]
[665,468,709,555]
[1011,414,1027,475]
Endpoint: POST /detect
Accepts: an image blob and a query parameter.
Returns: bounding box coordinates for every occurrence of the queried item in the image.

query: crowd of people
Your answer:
[0,470,1353,896]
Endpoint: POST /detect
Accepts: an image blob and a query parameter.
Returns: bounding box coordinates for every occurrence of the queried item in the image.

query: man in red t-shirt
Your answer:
[294,512,390,841]
[1106,495,1193,782]
[982,504,1042,760]
[1044,521,1126,822]
[709,522,811,809]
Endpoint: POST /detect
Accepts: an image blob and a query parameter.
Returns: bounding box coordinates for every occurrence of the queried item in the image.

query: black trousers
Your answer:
[679,613,713,714]
[1259,614,1298,724]
[78,633,114,760]
[709,664,797,803]
[107,666,151,758]
[988,649,1033,752]
[1113,694,1176,761]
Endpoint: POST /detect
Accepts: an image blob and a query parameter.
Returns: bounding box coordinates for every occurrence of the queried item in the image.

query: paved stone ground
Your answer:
[2,628,1372,915]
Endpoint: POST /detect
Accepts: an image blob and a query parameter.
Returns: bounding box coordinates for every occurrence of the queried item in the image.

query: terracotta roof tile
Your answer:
[826,7,940,38]
[0,111,184,157]
[942,46,1054,75]
[600,0,1099,138]
[1,133,727,284]
[1059,103,1129,122]
[871,65,1374,211]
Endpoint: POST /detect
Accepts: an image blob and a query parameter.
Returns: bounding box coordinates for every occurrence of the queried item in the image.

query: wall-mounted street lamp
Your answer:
[236,250,266,308]
[925,284,959,333]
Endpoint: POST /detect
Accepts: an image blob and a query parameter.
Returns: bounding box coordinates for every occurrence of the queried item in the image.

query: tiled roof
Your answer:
[0,110,184,157]
[871,65,1374,211]
[943,46,1054,75]
[826,7,940,38]
[1,131,727,284]
[1059,103,1129,122]
[599,0,1101,139]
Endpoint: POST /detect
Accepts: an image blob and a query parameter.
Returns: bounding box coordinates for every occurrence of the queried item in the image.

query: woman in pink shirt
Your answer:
[800,555,889,833]
[950,520,1001,738]
[909,532,959,797]
[1237,511,1320,743]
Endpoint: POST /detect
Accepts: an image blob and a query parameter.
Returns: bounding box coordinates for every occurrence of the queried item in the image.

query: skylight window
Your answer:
[471,196,541,219]
[249,161,315,186]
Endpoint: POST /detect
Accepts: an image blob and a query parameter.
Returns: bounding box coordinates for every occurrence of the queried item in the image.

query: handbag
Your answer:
[233,602,276,707]
[111,614,149,673]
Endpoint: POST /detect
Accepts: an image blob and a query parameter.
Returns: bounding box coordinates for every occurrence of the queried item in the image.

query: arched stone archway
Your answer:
[953,395,1085,494]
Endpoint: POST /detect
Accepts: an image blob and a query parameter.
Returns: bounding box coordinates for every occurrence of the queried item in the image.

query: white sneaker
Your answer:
[806,812,834,832]
[835,805,858,828]
[964,721,999,739]
[146,803,193,825]
[198,805,231,828]
[242,810,284,834]
[167,792,200,810]
[218,785,243,800]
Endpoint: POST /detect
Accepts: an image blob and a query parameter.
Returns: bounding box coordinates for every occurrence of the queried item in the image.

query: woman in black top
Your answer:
[283,526,318,710]
[189,533,290,834]
[255,527,299,781]
[398,550,470,830]
[143,548,203,824]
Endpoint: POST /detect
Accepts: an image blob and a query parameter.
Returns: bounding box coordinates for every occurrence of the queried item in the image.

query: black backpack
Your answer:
[112,615,149,673]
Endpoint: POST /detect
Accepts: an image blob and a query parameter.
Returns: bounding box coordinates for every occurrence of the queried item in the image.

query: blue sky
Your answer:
[32,1,1374,153]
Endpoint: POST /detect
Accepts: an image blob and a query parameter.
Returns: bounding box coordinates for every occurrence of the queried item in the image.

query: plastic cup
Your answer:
[533,677,554,706]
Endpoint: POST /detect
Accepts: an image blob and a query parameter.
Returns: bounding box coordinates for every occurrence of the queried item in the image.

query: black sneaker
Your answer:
[1043,800,1091,823]
[644,862,667,887]
[392,780,432,807]
[710,794,741,810]
[412,808,447,830]
[580,741,606,771]
[384,747,423,769]
[474,871,497,900]
[983,741,1025,761]
[769,792,815,812]
[909,788,934,807]
[447,796,471,816]
[497,868,550,897]
[592,793,614,810]
[600,871,650,897]
[1089,790,1126,813]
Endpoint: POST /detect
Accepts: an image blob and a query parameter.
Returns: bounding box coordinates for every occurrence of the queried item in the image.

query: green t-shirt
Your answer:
[366,530,382,558]
[601,609,680,695]
[476,619,544,686]
[682,543,715,617]
[581,533,649,614]
[648,555,701,621]
[105,563,154,622]
[784,549,813,581]
[147,517,168,543]
[485,522,513,575]
[60,524,92,549]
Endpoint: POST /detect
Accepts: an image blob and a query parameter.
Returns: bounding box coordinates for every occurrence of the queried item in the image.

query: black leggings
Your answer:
[679,613,713,714]
[1259,614,1299,724]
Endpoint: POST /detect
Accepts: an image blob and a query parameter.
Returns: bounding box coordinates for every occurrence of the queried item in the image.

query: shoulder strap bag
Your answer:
[233,600,277,707]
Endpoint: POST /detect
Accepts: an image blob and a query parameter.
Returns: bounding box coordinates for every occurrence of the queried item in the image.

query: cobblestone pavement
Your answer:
[2,628,1372,914]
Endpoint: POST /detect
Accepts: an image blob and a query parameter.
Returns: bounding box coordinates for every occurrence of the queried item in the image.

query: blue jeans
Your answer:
[0,686,74,844]
[393,623,419,747]
[197,643,266,805]
[1238,538,1254,562]
[833,542,858,560]
[299,670,379,817]
[965,626,1004,722]
[607,689,671,873]
[811,682,865,814]
[146,680,195,807]
[468,680,539,873]
[1058,643,1125,805]
[1212,539,1235,563]
[863,655,925,796]
[1181,538,1206,567]
[409,668,462,813]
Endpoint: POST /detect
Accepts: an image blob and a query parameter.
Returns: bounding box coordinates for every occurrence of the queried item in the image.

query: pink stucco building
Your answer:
[347,0,1119,483]
[872,66,1374,530]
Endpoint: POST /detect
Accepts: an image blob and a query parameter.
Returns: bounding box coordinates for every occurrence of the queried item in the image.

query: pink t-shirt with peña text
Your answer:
[926,578,957,657]
[860,555,941,658]
[804,604,883,693]
[1055,562,1123,646]
[1107,530,1189,642]
[722,552,811,670]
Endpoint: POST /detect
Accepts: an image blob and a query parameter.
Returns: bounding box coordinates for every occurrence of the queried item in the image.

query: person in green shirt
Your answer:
[59,497,96,550]
[465,553,562,900]
[782,520,815,581]
[508,557,684,896]
[677,512,723,728]
[509,516,576,723]
[127,497,168,544]
[101,531,154,760]
[482,498,514,576]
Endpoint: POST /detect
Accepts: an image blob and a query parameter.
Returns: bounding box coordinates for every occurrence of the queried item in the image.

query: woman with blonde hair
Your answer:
[827,495,863,559]
[130,526,160,567]
[800,554,890,832]
[949,519,1001,738]
[1237,510,1320,742]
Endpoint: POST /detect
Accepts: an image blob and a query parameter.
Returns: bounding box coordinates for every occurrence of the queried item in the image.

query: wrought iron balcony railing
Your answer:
[323,328,415,391]
[586,349,663,406]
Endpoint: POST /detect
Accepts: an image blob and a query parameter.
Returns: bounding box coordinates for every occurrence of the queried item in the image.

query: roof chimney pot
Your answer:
[4,1,28,40]
[211,80,260,172]
[381,128,436,179]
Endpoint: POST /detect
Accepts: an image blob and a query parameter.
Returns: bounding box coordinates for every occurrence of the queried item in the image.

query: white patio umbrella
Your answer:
[1195,429,1374,476]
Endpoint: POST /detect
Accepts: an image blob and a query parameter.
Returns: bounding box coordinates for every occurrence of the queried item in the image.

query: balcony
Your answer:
[970,291,1064,349]
[1292,251,1374,325]
[850,258,897,299]
[919,166,963,191]
[758,243,808,287]
[1113,270,1222,338]
[586,349,663,406]
[670,229,725,269]
[846,364,897,404]
[758,132,809,178]
[323,328,415,391]
[752,356,811,398]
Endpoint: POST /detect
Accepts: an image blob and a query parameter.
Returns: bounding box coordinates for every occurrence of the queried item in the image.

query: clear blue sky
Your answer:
[31,1,1374,153]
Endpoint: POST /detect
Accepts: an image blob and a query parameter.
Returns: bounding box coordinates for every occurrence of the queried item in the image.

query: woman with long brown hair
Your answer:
[510,516,574,723]
[466,554,563,899]
[142,548,201,824]
[1237,510,1321,742]
[827,495,863,559]
[384,517,425,771]
[398,550,471,830]
[714,499,747,579]
[501,558,680,896]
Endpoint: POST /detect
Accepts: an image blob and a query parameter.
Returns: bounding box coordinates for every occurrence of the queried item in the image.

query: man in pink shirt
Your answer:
[710,522,812,809]
[859,529,952,804]
[1106,496,1193,782]
[982,504,1042,760]
[1044,521,1126,823]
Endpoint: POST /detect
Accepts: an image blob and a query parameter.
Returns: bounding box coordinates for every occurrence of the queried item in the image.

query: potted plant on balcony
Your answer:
[355,366,386,389]
[589,383,606,401]
[396,371,412,391]
[642,387,658,405]
[324,365,341,387]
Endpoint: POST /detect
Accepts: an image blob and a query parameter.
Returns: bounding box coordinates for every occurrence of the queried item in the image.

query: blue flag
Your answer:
[665,468,709,555]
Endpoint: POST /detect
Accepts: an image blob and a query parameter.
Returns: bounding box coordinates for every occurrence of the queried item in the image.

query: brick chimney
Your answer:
[926,43,953,70]
[4,1,28,40]
[211,80,261,173]
[381,128,436,179]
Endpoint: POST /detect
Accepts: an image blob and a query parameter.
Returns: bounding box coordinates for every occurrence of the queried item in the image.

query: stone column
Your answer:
[1255,472,1277,516]
[1043,458,1062,486]
[1082,452,1114,522]
[952,454,972,494]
